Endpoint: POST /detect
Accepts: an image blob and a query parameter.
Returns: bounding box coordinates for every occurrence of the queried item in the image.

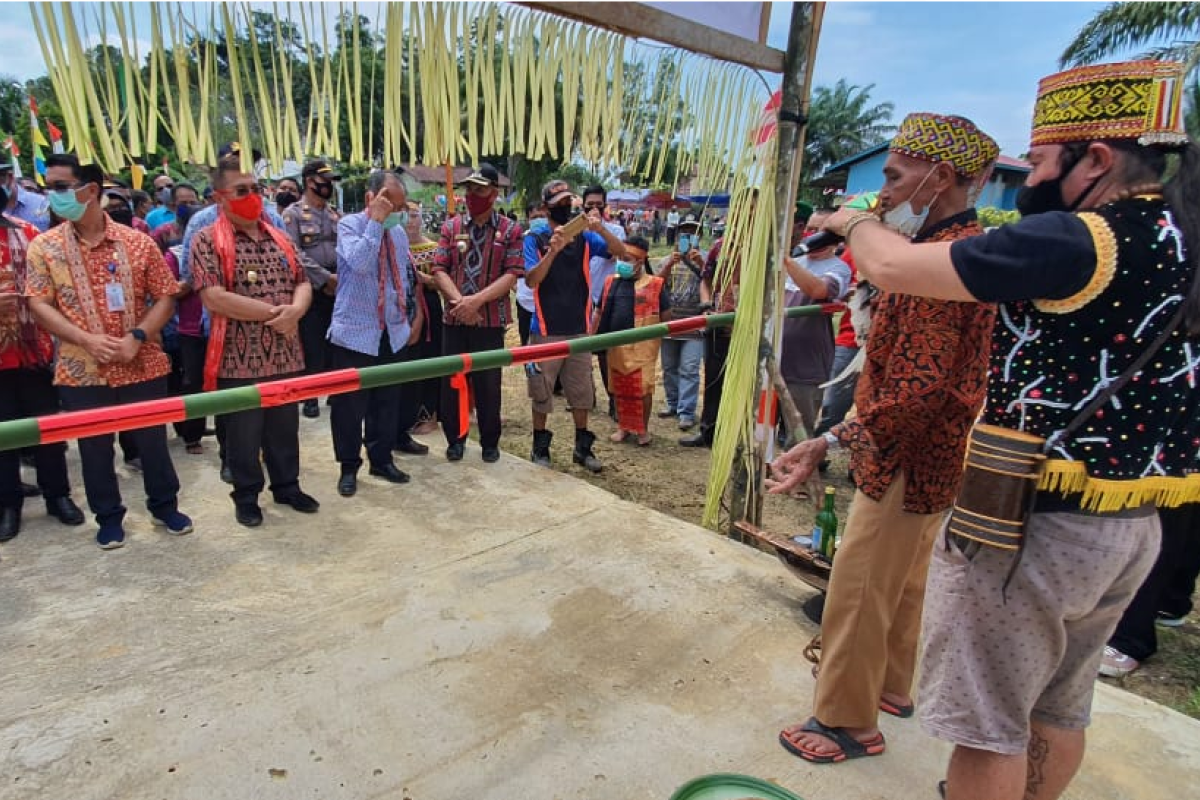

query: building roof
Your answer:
[398,163,512,188]
[817,142,1031,186]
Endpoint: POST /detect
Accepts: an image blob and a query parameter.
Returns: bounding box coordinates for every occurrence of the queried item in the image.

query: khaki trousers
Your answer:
[813,472,944,729]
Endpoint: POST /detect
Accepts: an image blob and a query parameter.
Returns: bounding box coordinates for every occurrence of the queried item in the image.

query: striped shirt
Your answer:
[330,212,415,356]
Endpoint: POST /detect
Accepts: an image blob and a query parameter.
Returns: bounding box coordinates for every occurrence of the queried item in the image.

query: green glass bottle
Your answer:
[816,487,838,560]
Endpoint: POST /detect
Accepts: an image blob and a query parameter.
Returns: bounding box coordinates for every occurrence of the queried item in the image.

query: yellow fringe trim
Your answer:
[1038,459,1200,512]
[1033,212,1117,315]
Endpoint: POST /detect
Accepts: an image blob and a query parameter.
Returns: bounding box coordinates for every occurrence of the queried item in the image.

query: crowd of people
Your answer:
[0,54,1198,800]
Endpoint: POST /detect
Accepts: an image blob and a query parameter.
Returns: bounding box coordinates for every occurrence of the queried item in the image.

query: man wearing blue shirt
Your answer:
[328,170,423,498]
[2,165,50,231]
[523,179,627,472]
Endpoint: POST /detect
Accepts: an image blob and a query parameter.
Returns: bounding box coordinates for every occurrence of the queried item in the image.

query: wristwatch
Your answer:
[822,431,841,451]
[130,328,147,343]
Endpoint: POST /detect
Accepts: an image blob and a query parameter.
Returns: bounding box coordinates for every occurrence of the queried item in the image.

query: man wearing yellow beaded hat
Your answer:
[768,112,999,765]
[818,61,1200,800]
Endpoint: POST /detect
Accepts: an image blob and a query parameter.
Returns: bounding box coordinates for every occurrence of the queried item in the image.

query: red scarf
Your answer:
[203,212,303,390]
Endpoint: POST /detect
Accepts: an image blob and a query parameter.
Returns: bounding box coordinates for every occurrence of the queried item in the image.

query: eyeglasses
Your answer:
[583,202,604,210]
[221,184,263,199]
[46,181,82,193]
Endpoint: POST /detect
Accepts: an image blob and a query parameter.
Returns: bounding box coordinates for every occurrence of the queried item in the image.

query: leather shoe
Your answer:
[679,431,712,448]
[20,481,41,498]
[369,463,410,484]
[220,464,234,484]
[482,446,501,463]
[337,473,357,497]
[274,491,320,514]
[0,507,20,542]
[235,503,263,528]
[394,437,430,456]
[446,442,465,462]
[302,399,320,418]
[45,496,85,526]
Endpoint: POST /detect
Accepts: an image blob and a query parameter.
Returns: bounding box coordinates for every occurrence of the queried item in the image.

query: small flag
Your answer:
[46,120,63,154]
[752,88,782,147]
[29,96,46,185]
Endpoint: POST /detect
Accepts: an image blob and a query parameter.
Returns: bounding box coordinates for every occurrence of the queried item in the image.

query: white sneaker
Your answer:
[1099,645,1139,677]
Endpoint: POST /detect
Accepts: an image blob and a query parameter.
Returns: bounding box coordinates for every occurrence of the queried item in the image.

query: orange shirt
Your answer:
[25,219,176,387]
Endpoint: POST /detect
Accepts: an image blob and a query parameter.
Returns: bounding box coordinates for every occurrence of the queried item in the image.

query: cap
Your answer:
[542,179,574,206]
[678,214,700,230]
[301,159,341,181]
[458,163,500,187]
[217,142,242,159]
[1030,60,1188,147]
[889,112,999,178]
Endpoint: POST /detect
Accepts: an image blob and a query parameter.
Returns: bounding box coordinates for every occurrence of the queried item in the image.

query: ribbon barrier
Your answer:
[0,305,839,453]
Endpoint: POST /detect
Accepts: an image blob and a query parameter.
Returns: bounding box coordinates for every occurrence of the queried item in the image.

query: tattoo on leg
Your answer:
[1025,729,1049,800]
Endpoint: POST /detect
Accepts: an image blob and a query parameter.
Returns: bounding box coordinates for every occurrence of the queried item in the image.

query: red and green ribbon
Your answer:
[0,305,838,452]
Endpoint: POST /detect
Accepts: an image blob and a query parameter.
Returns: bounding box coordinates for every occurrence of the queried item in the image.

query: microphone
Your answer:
[791,229,842,256]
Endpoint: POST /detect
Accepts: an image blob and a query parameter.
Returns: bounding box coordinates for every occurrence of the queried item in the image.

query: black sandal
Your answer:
[778,716,886,764]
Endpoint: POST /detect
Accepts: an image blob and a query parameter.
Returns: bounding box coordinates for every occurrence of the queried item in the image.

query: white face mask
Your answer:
[882,165,940,237]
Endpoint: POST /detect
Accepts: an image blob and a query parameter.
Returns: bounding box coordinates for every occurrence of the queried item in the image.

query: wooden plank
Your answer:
[519,2,787,73]
[734,520,830,592]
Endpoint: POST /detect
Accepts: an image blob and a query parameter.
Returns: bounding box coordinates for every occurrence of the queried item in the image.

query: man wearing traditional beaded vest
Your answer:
[821,60,1200,800]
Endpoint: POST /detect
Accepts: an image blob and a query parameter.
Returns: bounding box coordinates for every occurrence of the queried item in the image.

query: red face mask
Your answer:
[465,192,494,217]
[227,192,263,221]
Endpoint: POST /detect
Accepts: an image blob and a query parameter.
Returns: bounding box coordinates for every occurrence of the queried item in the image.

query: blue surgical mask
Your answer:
[48,187,90,222]
[615,261,635,279]
[383,211,408,230]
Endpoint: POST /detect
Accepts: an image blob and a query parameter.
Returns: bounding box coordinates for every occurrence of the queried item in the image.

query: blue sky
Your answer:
[768,1,1124,156]
[0,1,1145,160]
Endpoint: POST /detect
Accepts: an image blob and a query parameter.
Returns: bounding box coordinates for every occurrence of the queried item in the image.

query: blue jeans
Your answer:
[815,345,859,435]
[660,336,704,419]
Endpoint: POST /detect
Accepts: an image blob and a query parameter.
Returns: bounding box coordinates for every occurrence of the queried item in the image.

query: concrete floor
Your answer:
[1,424,1198,800]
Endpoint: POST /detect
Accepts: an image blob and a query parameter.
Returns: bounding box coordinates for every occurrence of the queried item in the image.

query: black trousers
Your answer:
[218,375,301,505]
[440,325,505,448]
[300,292,335,376]
[0,367,70,509]
[58,377,180,526]
[167,344,206,445]
[179,333,225,461]
[517,305,533,347]
[399,288,443,433]
[699,329,732,432]
[1110,503,1200,661]
[330,332,405,472]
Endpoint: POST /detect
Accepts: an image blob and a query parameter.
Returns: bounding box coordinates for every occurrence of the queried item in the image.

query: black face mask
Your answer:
[310,181,334,200]
[275,191,299,210]
[108,204,134,226]
[548,205,573,225]
[1015,149,1101,217]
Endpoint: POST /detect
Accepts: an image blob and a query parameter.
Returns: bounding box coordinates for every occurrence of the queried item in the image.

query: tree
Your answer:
[1061,2,1200,71]
[802,79,895,185]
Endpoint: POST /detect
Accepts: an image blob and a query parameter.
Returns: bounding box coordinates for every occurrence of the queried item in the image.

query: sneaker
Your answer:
[657,408,677,419]
[96,523,126,550]
[1156,611,1187,628]
[152,511,194,536]
[678,416,695,431]
[1099,645,1139,677]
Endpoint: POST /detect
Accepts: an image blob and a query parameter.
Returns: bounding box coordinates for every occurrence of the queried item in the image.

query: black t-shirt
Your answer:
[597,277,671,333]
[949,211,1097,302]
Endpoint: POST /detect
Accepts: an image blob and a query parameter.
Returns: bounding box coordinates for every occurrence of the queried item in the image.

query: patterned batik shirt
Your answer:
[190,225,305,380]
[432,212,523,327]
[833,209,996,514]
[25,218,176,387]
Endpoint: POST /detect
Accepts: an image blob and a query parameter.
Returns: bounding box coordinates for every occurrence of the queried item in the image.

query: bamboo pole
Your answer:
[728,1,823,530]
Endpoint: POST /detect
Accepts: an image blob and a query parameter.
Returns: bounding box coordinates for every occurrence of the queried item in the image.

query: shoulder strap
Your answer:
[1045,302,1188,453]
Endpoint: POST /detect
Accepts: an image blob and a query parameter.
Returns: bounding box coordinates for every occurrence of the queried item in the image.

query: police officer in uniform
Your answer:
[282,159,341,418]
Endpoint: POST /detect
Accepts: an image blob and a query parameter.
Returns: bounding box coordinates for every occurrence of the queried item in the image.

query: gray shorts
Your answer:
[526,334,594,414]
[918,507,1160,755]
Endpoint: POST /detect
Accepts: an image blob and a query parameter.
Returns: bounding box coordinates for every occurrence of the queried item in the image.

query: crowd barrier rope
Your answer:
[0,304,839,453]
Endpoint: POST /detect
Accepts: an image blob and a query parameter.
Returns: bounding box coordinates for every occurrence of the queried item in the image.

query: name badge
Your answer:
[105,282,126,312]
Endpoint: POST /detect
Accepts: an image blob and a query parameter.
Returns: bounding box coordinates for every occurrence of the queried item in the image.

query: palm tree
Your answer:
[803,78,895,183]
[1061,2,1200,71]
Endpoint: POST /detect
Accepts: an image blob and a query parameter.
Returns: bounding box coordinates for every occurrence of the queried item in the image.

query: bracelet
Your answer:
[842,212,879,242]
[822,431,841,451]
